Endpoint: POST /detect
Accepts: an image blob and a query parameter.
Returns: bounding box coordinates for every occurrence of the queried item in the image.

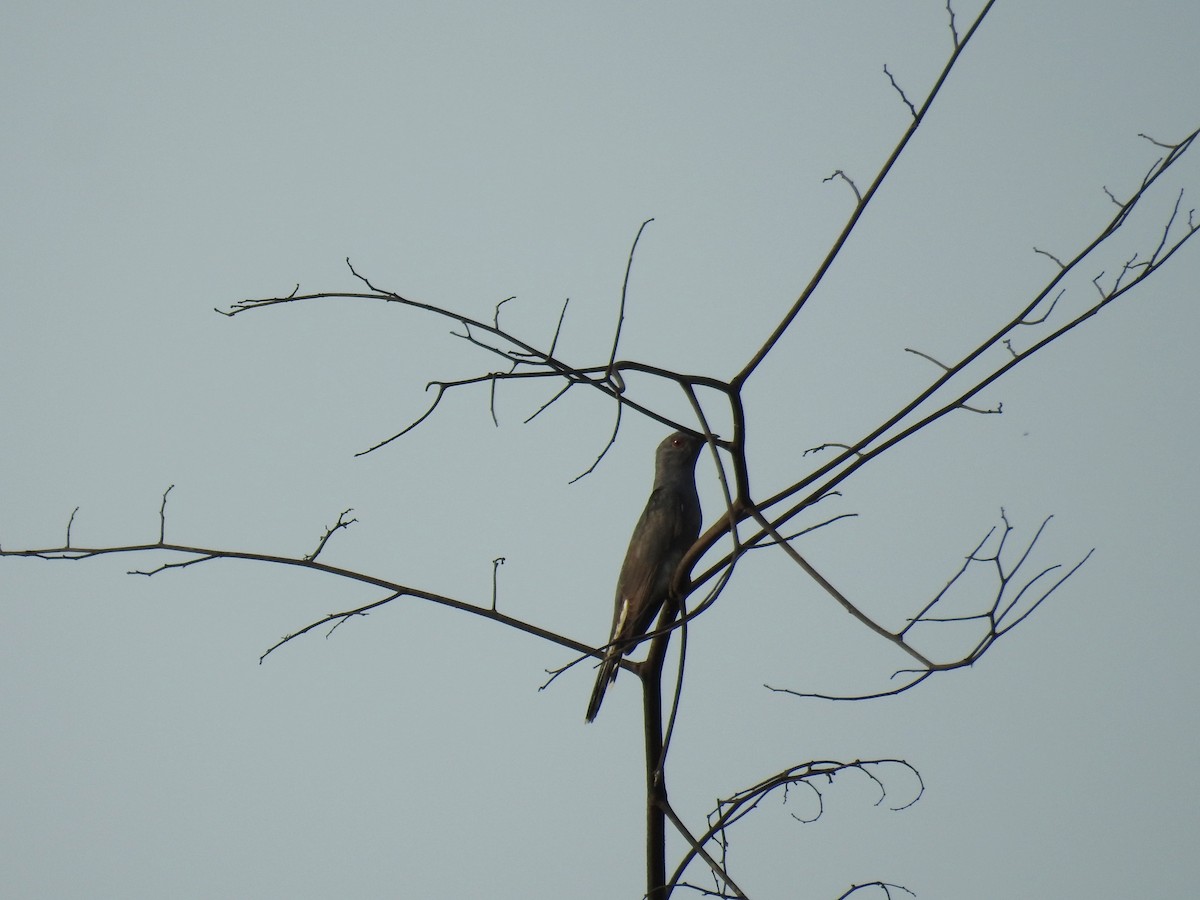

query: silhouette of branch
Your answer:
[734,0,998,385]
[883,64,917,119]
[765,511,1093,701]
[836,882,916,900]
[666,759,923,894]
[306,508,357,561]
[823,169,863,204]
[944,0,959,48]
[224,259,738,465]
[0,530,597,665]
[607,218,655,378]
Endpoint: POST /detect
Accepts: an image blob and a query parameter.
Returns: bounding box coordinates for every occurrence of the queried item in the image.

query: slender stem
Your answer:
[734,0,997,386]
[640,592,691,899]
[642,621,669,900]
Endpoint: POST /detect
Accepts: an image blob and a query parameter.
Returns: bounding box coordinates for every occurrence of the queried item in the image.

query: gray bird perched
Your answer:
[586,431,704,722]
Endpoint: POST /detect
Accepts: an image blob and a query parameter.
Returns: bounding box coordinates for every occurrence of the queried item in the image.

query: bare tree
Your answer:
[3,4,1196,897]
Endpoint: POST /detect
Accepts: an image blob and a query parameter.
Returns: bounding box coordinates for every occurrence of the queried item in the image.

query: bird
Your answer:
[586,430,704,722]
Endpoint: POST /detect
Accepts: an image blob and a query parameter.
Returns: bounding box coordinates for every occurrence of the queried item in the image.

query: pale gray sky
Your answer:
[2,2,1197,898]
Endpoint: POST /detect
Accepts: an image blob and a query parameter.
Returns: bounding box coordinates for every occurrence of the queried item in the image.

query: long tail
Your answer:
[585,653,619,722]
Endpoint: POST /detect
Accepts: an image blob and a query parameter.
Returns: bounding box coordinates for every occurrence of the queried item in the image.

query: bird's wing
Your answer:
[609,486,694,648]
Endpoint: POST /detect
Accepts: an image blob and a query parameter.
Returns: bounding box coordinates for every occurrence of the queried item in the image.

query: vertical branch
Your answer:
[607,218,655,379]
[641,599,677,900]
[158,484,175,544]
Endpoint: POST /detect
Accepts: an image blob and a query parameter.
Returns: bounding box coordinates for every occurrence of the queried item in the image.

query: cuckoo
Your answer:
[586,431,703,722]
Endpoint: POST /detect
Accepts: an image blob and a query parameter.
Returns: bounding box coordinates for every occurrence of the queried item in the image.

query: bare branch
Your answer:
[883,64,917,119]
[523,381,574,425]
[734,0,999,384]
[945,0,959,48]
[66,506,79,548]
[1139,131,1180,150]
[904,347,1001,413]
[158,484,174,544]
[748,505,935,670]
[0,536,599,663]
[547,297,570,358]
[1018,289,1063,326]
[129,554,218,577]
[659,797,749,900]
[666,759,922,892]
[749,511,857,548]
[804,442,858,457]
[306,509,357,561]
[766,670,935,702]
[743,124,1200,540]
[491,557,505,611]
[492,295,515,330]
[903,346,950,371]
[568,402,622,484]
[764,511,1089,702]
[837,882,917,900]
[606,218,655,378]
[1033,246,1067,269]
[489,371,501,427]
[354,382,449,456]
[823,169,863,204]
[260,591,402,661]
